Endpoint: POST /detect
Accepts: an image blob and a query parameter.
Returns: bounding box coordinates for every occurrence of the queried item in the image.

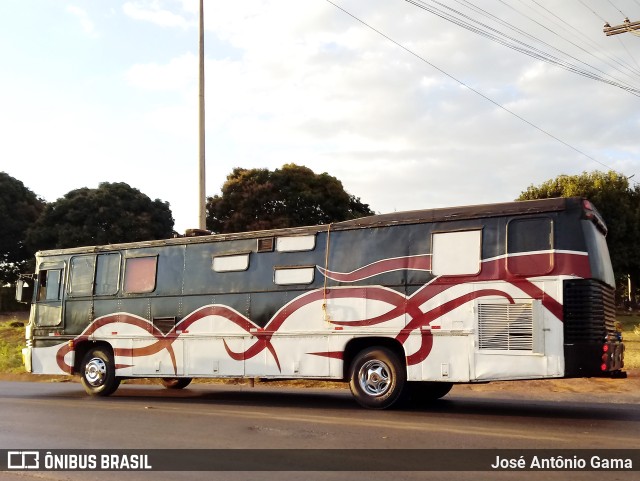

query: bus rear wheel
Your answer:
[348,347,406,409]
[160,377,192,389]
[80,347,120,397]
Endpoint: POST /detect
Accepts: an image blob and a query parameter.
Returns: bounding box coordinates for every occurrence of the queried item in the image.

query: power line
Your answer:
[606,0,627,18]
[578,0,608,24]
[323,0,620,173]
[404,0,640,96]
[507,0,640,83]
[470,0,637,90]
[527,0,640,79]
[619,36,640,72]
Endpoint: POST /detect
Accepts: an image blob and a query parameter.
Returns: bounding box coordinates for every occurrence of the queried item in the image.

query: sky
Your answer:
[1,0,639,233]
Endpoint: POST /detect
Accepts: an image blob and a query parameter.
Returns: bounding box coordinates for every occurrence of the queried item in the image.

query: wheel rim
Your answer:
[84,357,107,387]
[358,359,392,396]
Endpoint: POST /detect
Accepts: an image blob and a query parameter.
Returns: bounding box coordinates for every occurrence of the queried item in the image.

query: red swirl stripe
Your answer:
[54,251,591,375]
[318,254,432,282]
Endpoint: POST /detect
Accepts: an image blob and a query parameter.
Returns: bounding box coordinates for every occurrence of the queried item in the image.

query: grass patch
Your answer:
[617,313,640,370]
[0,321,25,373]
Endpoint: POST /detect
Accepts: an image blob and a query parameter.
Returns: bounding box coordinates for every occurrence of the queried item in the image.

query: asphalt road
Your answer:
[0,380,638,481]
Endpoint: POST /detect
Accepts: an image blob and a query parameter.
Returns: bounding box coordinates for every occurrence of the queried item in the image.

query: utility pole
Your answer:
[603,18,640,36]
[198,0,207,230]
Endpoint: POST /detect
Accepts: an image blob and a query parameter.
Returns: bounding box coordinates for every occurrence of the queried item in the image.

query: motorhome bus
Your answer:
[17,197,625,409]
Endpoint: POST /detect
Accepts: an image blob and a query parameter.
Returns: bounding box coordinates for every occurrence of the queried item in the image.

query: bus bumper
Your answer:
[604,341,625,371]
[564,341,625,377]
[22,347,32,373]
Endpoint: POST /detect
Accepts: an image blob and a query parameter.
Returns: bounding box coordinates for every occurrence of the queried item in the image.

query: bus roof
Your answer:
[36,196,581,257]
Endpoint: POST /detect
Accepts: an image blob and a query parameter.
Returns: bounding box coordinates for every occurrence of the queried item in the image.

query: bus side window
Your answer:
[507,217,553,276]
[95,253,121,296]
[123,256,158,294]
[37,269,62,302]
[69,255,96,297]
[432,230,482,276]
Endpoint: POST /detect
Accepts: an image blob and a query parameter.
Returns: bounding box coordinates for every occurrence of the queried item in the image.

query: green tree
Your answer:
[27,182,174,250]
[207,164,374,233]
[518,170,640,299]
[0,173,45,283]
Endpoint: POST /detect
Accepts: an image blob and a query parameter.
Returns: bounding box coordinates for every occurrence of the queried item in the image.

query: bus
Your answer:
[16,197,625,409]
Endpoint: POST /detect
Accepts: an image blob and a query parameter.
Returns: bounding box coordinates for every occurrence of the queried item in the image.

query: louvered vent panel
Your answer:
[478,303,533,351]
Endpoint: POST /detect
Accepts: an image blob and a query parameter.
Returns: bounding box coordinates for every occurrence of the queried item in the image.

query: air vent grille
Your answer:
[257,238,275,253]
[478,303,533,351]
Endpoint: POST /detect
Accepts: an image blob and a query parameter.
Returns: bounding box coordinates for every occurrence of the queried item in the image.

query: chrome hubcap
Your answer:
[358,359,392,396]
[84,357,107,387]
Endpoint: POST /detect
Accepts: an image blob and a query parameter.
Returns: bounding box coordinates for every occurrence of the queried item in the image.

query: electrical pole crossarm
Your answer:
[603,18,640,36]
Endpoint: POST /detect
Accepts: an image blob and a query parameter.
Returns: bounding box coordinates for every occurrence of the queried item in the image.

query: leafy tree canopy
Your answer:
[27,182,174,251]
[206,164,374,233]
[518,170,640,291]
[0,172,45,283]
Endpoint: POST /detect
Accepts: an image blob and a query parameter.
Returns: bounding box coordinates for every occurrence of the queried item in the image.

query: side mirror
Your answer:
[16,279,34,304]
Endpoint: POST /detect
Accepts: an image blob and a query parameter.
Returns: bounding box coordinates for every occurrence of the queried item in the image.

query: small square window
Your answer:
[276,235,316,252]
[274,267,315,285]
[432,230,482,276]
[212,253,250,272]
[123,256,158,293]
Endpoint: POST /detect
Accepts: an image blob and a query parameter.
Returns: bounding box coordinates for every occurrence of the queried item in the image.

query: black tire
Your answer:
[160,377,193,390]
[80,347,120,397]
[409,381,453,403]
[348,347,407,409]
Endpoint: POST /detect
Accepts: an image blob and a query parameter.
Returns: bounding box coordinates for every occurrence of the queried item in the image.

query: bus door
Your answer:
[35,262,65,328]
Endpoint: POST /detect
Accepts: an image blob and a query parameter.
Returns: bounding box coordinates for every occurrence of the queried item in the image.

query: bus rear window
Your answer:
[582,221,615,288]
[507,217,553,276]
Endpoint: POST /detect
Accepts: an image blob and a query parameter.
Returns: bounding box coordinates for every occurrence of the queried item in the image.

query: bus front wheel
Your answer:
[80,347,120,397]
[348,347,406,409]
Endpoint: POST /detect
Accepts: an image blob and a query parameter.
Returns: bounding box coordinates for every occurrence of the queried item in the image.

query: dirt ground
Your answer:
[2,365,637,403]
[456,369,639,397]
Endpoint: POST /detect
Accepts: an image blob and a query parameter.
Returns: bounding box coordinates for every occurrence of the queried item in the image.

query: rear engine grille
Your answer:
[563,279,616,343]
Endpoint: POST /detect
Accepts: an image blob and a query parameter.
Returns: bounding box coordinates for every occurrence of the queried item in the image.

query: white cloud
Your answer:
[123,1,192,28]
[5,0,640,233]
[125,52,197,91]
[66,5,97,37]
[122,0,638,220]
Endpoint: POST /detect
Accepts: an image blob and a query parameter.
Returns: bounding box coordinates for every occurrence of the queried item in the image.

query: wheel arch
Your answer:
[342,337,407,380]
[72,340,114,375]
